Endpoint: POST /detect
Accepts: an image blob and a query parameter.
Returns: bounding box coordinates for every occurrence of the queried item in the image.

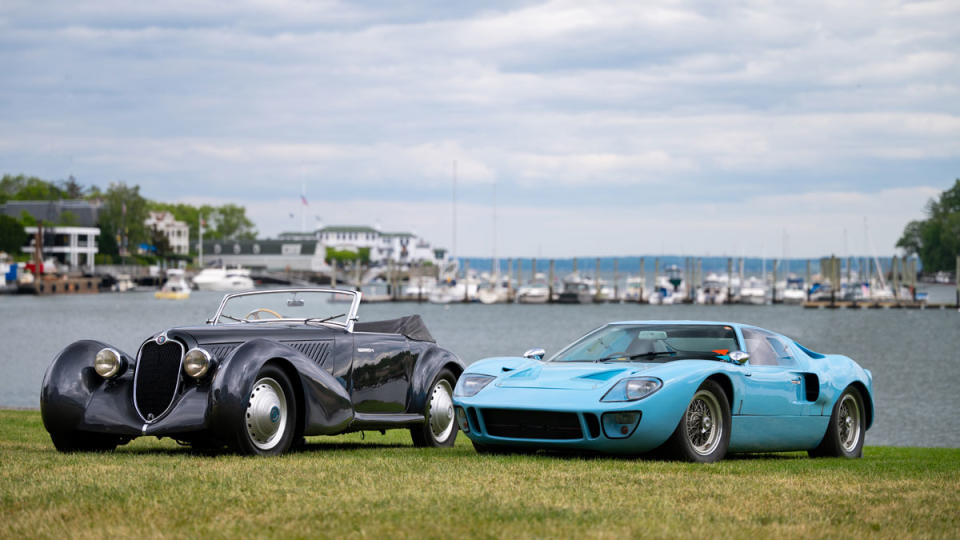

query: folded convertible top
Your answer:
[353,314,436,343]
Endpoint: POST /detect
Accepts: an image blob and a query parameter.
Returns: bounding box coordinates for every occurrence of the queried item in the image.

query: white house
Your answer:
[145,211,190,255]
[23,226,100,271]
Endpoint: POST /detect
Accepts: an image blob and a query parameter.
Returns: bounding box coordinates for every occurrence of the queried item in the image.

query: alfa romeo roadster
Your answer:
[41,288,464,455]
[452,321,874,462]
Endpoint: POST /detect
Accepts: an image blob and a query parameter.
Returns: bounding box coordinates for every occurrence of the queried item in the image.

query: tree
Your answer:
[897,179,960,272]
[97,182,149,256]
[149,225,171,257]
[59,175,85,199]
[0,215,27,254]
[213,204,257,241]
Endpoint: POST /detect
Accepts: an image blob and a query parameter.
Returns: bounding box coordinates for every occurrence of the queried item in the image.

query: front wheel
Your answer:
[809,387,865,458]
[662,379,731,463]
[411,368,458,447]
[234,364,298,456]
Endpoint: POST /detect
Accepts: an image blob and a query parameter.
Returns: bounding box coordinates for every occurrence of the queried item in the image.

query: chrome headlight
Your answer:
[183,348,214,378]
[453,374,495,397]
[601,377,662,402]
[94,348,124,379]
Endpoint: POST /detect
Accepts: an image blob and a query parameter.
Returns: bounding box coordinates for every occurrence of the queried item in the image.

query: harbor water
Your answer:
[1,291,958,448]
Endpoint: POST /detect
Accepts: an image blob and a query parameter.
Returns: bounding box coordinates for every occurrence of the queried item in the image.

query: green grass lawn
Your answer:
[1,409,957,539]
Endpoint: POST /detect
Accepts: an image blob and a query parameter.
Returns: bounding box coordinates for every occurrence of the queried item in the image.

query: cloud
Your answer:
[0,0,957,255]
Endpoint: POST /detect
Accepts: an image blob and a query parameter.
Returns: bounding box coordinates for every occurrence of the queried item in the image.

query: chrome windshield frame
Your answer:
[209,288,363,332]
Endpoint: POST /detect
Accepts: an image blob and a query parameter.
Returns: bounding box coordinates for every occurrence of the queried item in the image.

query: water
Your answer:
[1,292,958,447]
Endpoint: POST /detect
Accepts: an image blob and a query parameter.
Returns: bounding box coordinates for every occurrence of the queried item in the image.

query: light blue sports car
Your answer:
[452,321,874,462]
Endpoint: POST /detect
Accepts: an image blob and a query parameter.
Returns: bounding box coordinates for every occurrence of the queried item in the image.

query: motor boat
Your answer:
[739,276,768,305]
[477,275,511,304]
[516,275,551,304]
[696,273,729,304]
[781,277,806,304]
[556,273,597,304]
[620,275,646,302]
[192,265,254,291]
[155,269,191,300]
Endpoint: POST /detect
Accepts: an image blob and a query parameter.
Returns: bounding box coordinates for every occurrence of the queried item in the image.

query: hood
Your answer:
[495,362,655,391]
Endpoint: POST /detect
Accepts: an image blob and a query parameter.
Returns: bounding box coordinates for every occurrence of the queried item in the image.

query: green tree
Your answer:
[97,182,149,256]
[58,210,79,226]
[149,225,171,257]
[0,215,27,254]
[213,204,257,241]
[897,179,960,272]
[59,175,85,199]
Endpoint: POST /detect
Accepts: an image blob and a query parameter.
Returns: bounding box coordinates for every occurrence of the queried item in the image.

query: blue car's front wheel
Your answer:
[662,380,731,463]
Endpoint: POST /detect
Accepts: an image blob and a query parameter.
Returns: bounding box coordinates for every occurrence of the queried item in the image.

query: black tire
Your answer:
[234,364,298,456]
[411,368,458,448]
[662,379,731,463]
[49,431,119,453]
[809,387,865,458]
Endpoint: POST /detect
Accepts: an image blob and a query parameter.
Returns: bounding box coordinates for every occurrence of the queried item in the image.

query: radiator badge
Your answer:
[156,334,167,345]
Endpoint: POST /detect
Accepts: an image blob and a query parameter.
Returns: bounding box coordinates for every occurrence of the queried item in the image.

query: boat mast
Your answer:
[492,180,498,278]
[451,160,457,268]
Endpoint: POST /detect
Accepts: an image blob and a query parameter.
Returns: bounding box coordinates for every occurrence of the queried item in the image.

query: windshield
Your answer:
[214,289,358,326]
[549,324,739,363]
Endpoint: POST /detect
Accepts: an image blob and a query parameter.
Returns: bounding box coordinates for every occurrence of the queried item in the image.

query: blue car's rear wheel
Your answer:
[809,387,865,458]
[663,379,731,463]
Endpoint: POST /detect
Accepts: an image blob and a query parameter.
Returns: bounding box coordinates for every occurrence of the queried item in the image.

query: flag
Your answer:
[301,195,308,206]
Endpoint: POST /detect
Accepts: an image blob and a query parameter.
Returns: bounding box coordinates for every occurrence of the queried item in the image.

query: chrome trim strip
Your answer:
[209,288,363,333]
[132,337,185,424]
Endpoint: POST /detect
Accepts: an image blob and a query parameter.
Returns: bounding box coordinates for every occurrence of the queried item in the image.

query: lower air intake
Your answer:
[481,408,583,440]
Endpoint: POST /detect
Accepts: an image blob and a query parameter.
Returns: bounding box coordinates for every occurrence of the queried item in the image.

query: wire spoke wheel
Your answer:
[245,377,288,451]
[837,393,861,453]
[684,389,723,456]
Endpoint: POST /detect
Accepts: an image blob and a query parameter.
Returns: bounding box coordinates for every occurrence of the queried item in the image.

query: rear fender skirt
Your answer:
[407,345,465,415]
[41,339,136,435]
[207,338,353,440]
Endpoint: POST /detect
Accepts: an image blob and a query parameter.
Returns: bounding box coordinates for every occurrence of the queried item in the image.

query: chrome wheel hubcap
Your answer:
[246,377,287,450]
[837,394,861,452]
[685,390,723,456]
[428,379,455,441]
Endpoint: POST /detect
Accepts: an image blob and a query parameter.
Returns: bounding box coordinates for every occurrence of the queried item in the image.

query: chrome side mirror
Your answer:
[523,348,546,360]
[728,350,750,365]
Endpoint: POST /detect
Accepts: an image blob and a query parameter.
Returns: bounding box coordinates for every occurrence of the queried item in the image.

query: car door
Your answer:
[348,331,416,414]
[737,328,809,416]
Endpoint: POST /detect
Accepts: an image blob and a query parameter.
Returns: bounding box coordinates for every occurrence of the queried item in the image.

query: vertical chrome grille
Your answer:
[133,340,184,421]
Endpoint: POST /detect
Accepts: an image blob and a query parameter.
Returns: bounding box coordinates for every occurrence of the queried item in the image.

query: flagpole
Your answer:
[301,183,306,233]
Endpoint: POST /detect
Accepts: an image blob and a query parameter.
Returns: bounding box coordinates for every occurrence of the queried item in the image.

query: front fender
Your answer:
[206,338,354,441]
[408,345,465,414]
[40,340,136,435]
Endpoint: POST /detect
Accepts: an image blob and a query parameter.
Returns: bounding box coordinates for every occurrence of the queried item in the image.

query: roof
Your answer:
[0,200,102,227]
[318,225,379,234]
[381,231,415,238]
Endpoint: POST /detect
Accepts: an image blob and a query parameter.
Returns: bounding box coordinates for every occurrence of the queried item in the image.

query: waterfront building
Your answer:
[203,224,446,271]
[0,200,101,271]
[144,211,190,255]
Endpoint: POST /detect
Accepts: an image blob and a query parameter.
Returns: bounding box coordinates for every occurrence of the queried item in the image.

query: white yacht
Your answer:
[739,276,768,305]
[696,273,729,304]
[620,275,646,302]
[516,275,551,304]
[155,269,191,300]
[781,277,806,304]
[477,275,511,304]
[192,265,255,291]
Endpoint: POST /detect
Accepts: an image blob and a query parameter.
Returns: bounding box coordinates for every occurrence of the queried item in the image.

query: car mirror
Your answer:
[728,350,750,365]
[523,348,546,360]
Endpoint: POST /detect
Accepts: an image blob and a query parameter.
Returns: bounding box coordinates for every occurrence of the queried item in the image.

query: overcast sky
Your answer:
[1,1,957,257]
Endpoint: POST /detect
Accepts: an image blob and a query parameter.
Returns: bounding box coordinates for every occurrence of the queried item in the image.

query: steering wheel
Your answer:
[244,307,283,321]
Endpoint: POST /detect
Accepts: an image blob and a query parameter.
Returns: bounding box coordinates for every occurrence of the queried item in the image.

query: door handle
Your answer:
[744,372,752,377]
[357,347,374,353]
[791,378,802,385]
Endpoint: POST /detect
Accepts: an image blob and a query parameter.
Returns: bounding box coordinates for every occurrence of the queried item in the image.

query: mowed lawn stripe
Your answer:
[1,409,957,538]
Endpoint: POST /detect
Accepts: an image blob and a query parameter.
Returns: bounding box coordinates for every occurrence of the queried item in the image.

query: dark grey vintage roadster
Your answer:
[41,289,464,455]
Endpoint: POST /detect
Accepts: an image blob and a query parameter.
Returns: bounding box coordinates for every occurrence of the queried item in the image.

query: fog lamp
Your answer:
[183,348,214,378]
[456,407,470,433]
[94,348,124,379]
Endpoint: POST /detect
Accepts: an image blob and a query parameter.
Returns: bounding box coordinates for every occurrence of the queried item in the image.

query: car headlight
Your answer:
[183,348,214,378]
[94,348,125,379]
[453,374,495,397]
[600,377,662,402]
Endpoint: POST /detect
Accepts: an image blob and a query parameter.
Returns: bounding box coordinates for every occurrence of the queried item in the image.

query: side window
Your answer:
[742,328,796,367]
[742,328,778,366]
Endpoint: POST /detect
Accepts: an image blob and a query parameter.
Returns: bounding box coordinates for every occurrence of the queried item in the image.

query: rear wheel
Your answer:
[49,431,119,453]
[662,379,731,463]
[809,387,865,458]
[235,364,298,456]
[411,368,458,447]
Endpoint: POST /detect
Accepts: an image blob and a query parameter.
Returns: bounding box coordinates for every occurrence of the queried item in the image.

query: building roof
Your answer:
[318,225,379,234]
[0,200,102,227]
[381,231,415,238]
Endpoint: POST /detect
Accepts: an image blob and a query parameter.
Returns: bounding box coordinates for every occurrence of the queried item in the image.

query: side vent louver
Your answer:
[284,341,332,365]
